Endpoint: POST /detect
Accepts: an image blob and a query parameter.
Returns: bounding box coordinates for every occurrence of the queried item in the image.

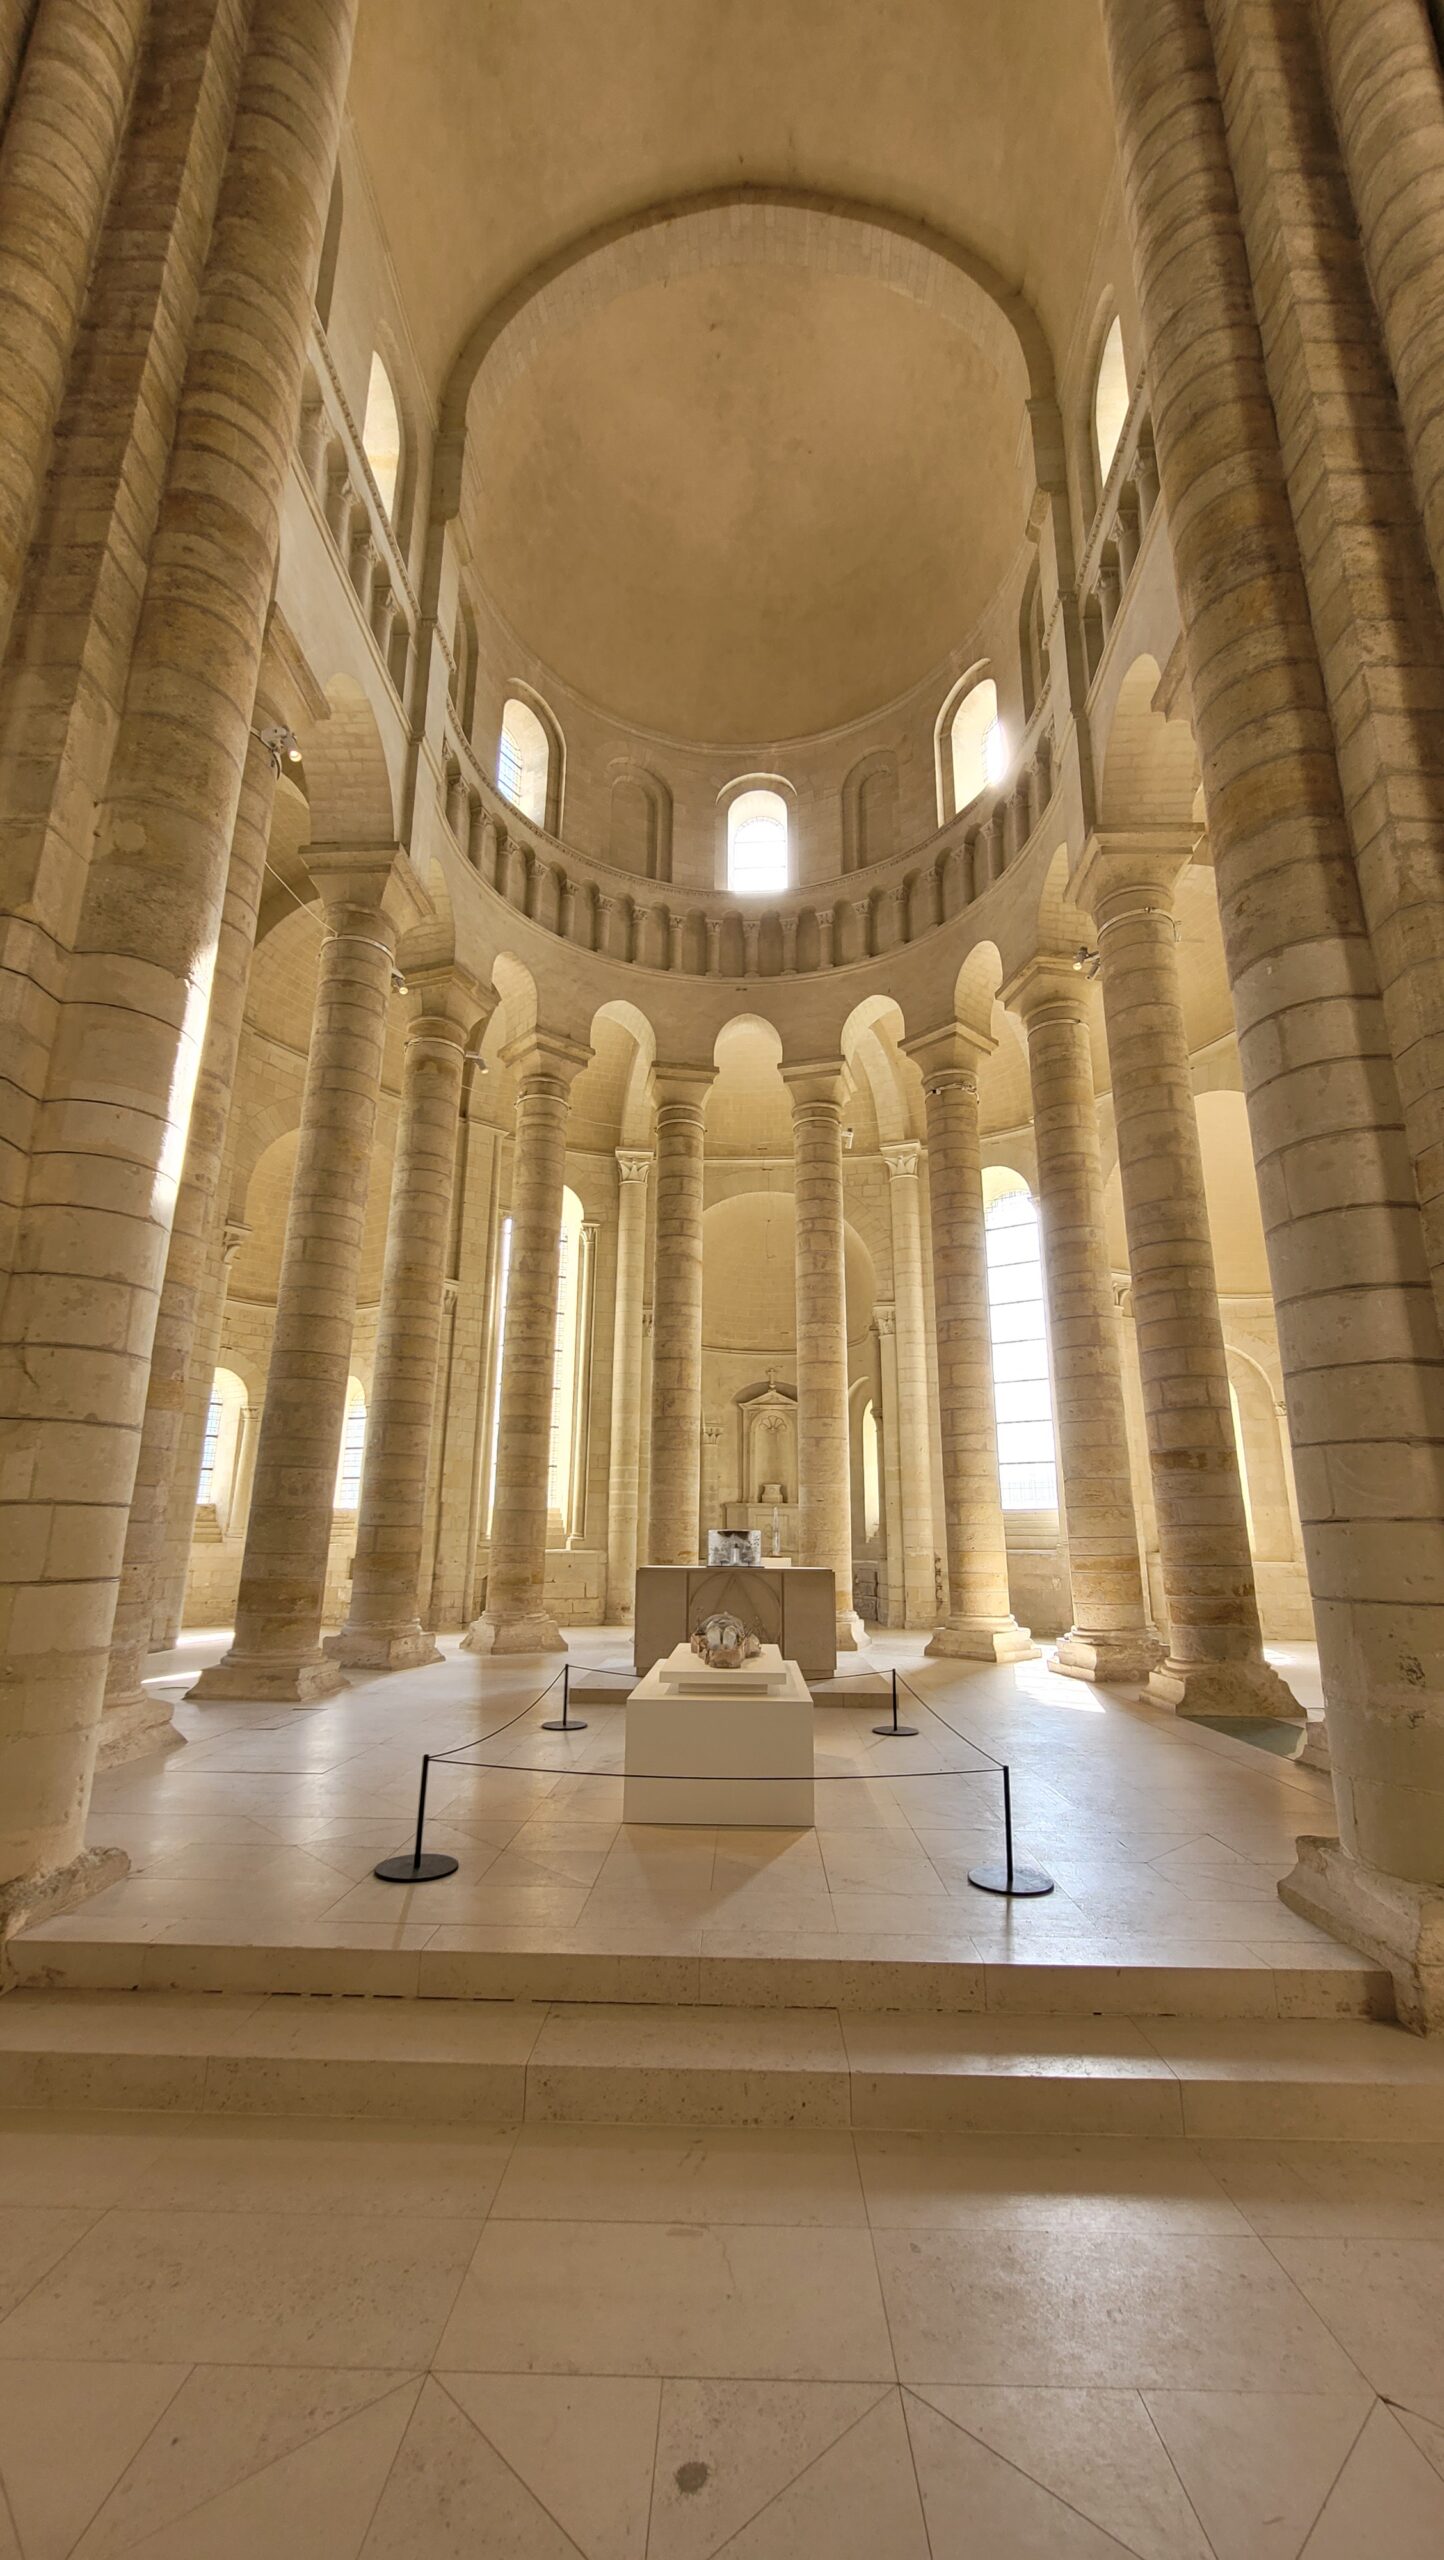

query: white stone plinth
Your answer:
[625,1645,814,1826]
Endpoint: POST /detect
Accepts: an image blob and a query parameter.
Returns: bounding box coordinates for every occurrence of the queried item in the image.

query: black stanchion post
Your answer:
[374,1752,461,1882]
[966,1761,1053,1898]
[543,1658,587,1734]
[873,1664,918,1739]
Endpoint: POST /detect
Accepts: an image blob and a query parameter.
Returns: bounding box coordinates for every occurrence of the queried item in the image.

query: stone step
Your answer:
[0,1990,1439,2138]
[6,1927,1394,2019]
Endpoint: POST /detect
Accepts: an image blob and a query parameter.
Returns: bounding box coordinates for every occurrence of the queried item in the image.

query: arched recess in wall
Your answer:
[497,687,564,834]
[451,593,479,739]
[607,761,673,881]
[841,752,898,874]
[315,170,343,330]
[935,667,1006,825]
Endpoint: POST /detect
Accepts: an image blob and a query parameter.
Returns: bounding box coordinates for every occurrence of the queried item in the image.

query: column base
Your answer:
[1298,1717,1333,1774]
[1051,1627,1165,1684]
[1281,1836,1444,2033]
[95,1688,187,1769]
[1148,1655,1305,1721]
[836,1609,867,1652]
[322,1624,443,1672]
[187,1650,346,1704]
[462,1610,567,1656]
[0,1842,129,1950]
[926,1617,1038,1664]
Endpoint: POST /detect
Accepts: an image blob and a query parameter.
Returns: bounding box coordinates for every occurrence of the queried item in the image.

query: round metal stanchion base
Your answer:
[967,1861,1054,1898]
[872,1721,919,1738]
[541,1716,587,1733]
[373,1852,460,1883]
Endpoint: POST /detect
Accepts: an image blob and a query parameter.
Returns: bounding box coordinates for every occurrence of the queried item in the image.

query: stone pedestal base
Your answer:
[1281,1835,1444,2032]
[836,1608,867,1651]
[323,1624,443,1672]
[1148,1656,1304,1720]
[0,1843,129,1950]
[96,1690,186,1769]
[1299,1719,1333,1774]
[462,1610,566,1656]
[1052,1628,1165,1685]
[927,1616,1038,1664]
[187,1652,346,1704]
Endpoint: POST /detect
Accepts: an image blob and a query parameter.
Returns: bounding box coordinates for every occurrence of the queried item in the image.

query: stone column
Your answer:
[1103,0,1444,2020]
[0,0,359,1933]
[902,1024,1035,1661]
[881,1141,940,1627]
[427,1104,498,1630]
[190,855,424,1703]
[784,1062,864,1649]
[1077,840,1298,1718]
[100,721,279,1760]
[605,1148,650,1617]
[1316,0,1444,631]
[325,966,487,1670]
[874,1305,906,1623]
[0,0,148,659]
[464,1031,590,1654]
[647,1066,712,1567]
[1007,956,1162,1682]
[701,1419,725,1541]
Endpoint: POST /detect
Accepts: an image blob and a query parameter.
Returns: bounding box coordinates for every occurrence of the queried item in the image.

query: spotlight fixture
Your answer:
[391,968,408,995]
[1072,944,1101,980]
[253,722,303,775]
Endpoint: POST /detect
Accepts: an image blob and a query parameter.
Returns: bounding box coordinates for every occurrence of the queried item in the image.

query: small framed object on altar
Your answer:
[707,1527,762,1568]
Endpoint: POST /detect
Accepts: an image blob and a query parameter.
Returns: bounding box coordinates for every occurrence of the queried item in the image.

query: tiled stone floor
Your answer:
[0,2108,1442,2555]
[29,1629,1358,1980]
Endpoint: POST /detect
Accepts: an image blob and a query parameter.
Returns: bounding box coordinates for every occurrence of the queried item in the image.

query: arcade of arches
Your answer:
[4,5,1444,2543]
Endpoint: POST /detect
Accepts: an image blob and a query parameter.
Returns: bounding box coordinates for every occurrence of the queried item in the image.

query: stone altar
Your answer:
[632,1564,838,1680]
[624,1642,814,1825]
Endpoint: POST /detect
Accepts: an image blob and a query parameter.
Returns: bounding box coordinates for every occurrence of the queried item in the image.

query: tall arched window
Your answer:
[361,351,401,516]
[1093,315,1129,489]
[861,1399,882,1541]
[196,1369,247,1516]
[949,677,1006,814]
[498,696,550,826]
[335,1379,367,1510]
[727,787,789,894]
[983,1176,1057,1511]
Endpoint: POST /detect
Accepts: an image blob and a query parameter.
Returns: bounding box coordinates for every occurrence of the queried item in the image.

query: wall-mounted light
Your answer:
[253,722,303,775]
[391,968,408,995]
[1073,944,1101,980]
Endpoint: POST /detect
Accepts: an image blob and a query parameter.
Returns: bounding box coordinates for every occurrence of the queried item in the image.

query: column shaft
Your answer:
[1102,0,1444,2017]
[0,0,148,657]
[605,1149,650,1616]
[326,976,481,1669]
[100,725,277,1755]
[1012,964,1161,1681]
[427,1111,498,1629]
[882,1144,940,1626]
[465,1037,586,1654]
[0,0,359,1927]
[787,1070,862,1648]
[190,888,401,1702]
[647,1074,710,1566]
[905,1028,1035,1662]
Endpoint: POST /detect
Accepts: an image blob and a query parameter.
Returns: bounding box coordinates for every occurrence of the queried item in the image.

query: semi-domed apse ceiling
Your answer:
[464,261,1027,743]
[347,0,1119,749]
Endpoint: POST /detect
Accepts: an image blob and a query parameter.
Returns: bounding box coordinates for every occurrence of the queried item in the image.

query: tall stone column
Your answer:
[1103,0,1444,2020]
[701,1419,725,1543]
[325,966,487,1670]
[464,1031,590,1654]
[152,1217,250,1651]
[1007,957,1162,1682]
[647,1066,712,1567]
[190,855,424,1703]
[902,1024,1035,1662]
[565,1218,599,1548]
[0,0,148,659]
[784,1063,864,1650]
[1078,840,1298,1718]
[0,0,359,1933]
[605,1148,650,1617]
[99,719,279,1760]
[881,1142,939,1627]
[874,1305,907,1623]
